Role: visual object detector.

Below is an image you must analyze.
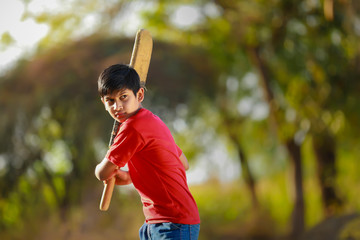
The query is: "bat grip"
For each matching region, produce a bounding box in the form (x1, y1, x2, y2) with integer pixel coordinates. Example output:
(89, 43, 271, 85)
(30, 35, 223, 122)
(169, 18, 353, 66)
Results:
(99, 177, 116, 211)
(109, 120, 120, 147)
(99, 120, 120, 211)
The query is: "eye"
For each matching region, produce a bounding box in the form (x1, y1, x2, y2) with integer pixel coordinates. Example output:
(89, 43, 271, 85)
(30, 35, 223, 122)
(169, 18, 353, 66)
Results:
(120, 95, 127, 100)
(106, 98, 115, 104)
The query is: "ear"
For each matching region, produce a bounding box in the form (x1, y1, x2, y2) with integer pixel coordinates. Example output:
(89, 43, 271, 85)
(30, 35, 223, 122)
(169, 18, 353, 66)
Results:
(100, 97, 107, 110)
(137, 88, 145, 102)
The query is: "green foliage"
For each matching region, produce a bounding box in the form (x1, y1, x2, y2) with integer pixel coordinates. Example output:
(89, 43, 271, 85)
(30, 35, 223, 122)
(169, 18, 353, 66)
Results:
(0, 33, 220, 237)
(0, 32, 15, 50)
(141, 0, 360, 236)
(1, 0, 360, 238)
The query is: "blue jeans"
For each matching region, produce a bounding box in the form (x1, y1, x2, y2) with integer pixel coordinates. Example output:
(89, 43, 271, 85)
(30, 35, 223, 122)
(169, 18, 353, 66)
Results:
(139, 222, 200, 240)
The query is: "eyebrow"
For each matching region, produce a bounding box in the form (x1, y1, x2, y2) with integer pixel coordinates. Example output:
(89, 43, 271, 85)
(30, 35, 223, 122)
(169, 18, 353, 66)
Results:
(104, 89, 130, 99)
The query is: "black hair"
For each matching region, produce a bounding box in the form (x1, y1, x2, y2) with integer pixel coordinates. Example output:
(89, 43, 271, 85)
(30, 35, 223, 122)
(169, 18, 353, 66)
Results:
(98, 64, 141, 97)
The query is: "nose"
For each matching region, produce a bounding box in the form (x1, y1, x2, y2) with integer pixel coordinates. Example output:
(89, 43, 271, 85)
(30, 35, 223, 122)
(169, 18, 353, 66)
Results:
(113, 100, 123, 111)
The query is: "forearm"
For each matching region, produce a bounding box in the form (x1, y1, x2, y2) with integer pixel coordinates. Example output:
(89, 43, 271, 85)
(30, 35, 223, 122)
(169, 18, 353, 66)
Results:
(95, 158, 131, 185)
(114, 169, 132, 185)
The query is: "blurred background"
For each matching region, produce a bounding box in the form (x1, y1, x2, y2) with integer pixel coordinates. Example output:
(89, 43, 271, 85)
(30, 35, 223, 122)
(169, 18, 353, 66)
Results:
(1, 0, 360, 239)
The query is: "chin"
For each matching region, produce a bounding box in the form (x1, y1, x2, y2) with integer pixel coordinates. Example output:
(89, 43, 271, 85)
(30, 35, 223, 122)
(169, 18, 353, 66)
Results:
(117, 116, 127, 123)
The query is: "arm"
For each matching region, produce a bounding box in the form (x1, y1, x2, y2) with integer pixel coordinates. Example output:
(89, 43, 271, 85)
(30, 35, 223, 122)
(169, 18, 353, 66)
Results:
(95, 158, 132, 185)
(95, 158, 118, 181)
(114, 169, 132, 185)
(180, 152, 189, 171)
(96, 158, 118, 211)
(96, 158, 131, 211)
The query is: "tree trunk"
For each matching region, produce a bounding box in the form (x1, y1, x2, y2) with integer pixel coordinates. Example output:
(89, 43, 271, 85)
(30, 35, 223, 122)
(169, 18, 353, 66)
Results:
(286, 139, 305, 238)
(219, 81, 259, 210)
(312, 133, 342, 217)
(249, 46, 305, 236)
(230, 134, 259, 209)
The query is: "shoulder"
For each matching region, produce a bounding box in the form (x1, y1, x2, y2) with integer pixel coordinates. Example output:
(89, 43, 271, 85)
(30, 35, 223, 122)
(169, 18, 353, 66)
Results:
(128, 108, 160, 124)
(126, 108, 168, 132)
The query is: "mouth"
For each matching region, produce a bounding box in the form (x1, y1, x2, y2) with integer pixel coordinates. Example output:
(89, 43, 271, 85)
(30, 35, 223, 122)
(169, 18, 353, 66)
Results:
(115, 112, 127, 120)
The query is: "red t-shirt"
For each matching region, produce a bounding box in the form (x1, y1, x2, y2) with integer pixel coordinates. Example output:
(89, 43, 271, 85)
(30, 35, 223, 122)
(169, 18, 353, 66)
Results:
(106, 108, 200, 224)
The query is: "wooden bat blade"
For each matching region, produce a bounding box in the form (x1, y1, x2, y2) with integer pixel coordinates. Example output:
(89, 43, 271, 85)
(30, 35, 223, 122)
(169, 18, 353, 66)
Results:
(130, 29, 153, 86)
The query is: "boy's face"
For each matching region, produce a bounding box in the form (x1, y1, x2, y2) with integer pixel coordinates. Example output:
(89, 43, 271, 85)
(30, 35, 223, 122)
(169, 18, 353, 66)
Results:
(101, 88, 144, 123)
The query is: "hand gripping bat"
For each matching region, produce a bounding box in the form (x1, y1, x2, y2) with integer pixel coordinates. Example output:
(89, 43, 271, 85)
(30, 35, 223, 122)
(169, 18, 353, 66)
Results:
(99, 29, 153, 211)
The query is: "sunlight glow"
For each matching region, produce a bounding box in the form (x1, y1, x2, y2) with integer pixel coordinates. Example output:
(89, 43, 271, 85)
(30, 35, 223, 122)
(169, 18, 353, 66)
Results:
(27, 0, 62, 14)
(171, 5, 203, 29)
(8, 19, 49, 47)
(0, 0, 51, 72)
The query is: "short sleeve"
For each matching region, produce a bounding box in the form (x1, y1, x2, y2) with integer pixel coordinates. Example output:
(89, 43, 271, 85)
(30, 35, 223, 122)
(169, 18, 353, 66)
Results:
(106, 124, 144, 167)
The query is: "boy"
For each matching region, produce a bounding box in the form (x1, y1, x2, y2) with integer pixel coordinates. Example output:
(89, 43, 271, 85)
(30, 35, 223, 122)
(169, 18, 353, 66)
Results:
(95, 64, 200, 239)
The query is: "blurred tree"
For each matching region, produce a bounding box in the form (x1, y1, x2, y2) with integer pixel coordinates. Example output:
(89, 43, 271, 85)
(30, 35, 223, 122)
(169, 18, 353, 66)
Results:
(139, 0, 360, 237)
(0, 34, 219, 233)
(1, 0, 360, 239)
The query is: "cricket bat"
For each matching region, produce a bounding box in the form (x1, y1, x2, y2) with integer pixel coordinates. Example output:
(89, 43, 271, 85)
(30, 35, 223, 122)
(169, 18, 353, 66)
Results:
(99, 29, 153, 211)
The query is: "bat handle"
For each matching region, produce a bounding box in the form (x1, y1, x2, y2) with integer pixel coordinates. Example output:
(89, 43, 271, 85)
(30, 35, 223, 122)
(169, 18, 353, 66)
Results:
(109, 120, 120, 147)
(99, 121, 120, 211)
(99, 177, 116, 211)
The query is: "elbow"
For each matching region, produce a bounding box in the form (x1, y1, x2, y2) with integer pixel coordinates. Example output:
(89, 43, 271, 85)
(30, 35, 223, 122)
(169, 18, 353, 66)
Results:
(95, 165, 108, 181)
(179, 153, 189, 171)
(184, 163, 189, 171)
(94, 167, 102, 181)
